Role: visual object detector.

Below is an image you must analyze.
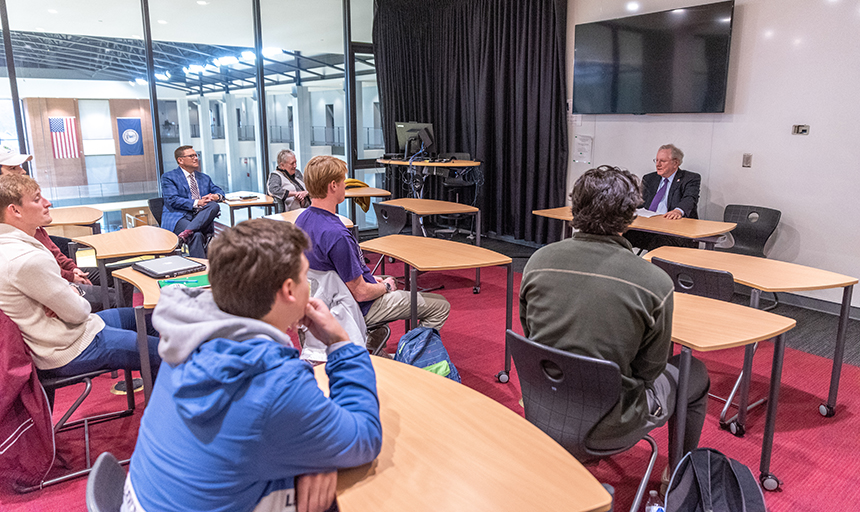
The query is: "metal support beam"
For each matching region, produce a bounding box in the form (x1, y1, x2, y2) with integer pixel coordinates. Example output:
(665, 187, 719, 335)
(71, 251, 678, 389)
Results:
(0, 0, 27, 156)
(140, 0, 164, 177)
(252, 0, 269, 185)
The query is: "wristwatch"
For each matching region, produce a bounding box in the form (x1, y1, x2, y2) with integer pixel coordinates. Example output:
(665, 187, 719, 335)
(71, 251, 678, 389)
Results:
(70, 283, 86, 297)
(384, 281, 393, 292)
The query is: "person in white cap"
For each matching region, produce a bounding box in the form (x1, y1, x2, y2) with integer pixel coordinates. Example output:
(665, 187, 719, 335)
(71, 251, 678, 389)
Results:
(0, 145, 33, 176)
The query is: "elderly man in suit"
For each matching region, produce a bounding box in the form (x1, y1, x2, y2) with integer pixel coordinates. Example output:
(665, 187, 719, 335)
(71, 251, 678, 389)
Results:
(161, 146, 225, 257)
(625, 143, 701, 251)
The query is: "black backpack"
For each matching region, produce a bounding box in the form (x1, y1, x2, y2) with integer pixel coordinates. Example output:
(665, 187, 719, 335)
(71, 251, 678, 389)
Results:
(665, 448, 766, 512)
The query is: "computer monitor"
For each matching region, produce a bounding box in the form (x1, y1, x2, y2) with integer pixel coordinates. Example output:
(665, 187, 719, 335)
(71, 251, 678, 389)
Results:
(395, 121, 436, 158)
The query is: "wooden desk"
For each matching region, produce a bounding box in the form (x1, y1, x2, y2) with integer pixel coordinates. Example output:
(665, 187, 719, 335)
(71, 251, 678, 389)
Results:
(48, 205, 103, 234)
(532, 207, 736, 249)
(381, 198, 483, 289)
(72, 226, 178, 310)
(345, 187, 391, 199)
(224, 194, 275, 225)
(314, 356, 612, 512)
(359, 235, 514, 380)
(646, 246, 858, 420)
(671, 293, 795, 490)
(112, 259, 209, 404)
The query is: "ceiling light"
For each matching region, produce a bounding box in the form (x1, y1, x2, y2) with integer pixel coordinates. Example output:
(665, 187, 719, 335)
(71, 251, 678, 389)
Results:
(157, 20, 168, 25)
(188, 64, 206, 74)
(262, 47, 283, 58)
(197, 0, 208, 4)
(205, 64, 219, 72)
(218, 56, 239, 65)
(135, 78, 148, 85)
(241, 51, 256, 61)
(155, 73, 169, 81)
(672, 9, 685, 14)
(626, 2, 639, 12)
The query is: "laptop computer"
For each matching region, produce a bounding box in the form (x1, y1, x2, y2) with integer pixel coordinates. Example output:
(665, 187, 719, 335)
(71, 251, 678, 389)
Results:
(132, 255, 207, 279)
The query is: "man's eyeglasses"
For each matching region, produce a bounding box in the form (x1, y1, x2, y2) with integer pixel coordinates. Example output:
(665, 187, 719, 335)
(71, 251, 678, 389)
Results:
(653, 158, 673, 164)
(181, 154, 199, 160)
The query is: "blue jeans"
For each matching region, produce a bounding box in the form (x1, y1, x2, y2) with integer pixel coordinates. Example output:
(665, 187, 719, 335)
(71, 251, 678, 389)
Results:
(38, 308, 161, 380)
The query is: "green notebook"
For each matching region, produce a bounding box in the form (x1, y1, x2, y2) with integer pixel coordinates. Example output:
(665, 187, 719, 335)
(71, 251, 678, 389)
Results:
(158, 275, 210, 288)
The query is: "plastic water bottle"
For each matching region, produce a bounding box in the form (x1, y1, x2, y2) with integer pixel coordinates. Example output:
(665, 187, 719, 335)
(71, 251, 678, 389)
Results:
(644, 490, 665, 512)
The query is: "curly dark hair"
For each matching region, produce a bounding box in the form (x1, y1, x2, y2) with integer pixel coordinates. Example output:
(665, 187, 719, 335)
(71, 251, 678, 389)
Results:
(208, 218, 310, 319)
(570, 165, 643, 235)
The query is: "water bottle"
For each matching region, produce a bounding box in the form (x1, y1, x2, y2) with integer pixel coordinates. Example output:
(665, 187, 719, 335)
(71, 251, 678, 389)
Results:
(644, 490, 665, 512)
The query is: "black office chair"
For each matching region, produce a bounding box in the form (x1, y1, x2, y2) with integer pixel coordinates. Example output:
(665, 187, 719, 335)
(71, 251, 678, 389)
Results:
(507, 330, 657, 512)
(86, 452, 126, 512)
(437, 152, 478, 239)
(371, 202, 410, 276)
(650, 257, 762, 436)
(717, 204, 781, 310)
(1, 310, 135, 493)
(272, 196, 286, 214)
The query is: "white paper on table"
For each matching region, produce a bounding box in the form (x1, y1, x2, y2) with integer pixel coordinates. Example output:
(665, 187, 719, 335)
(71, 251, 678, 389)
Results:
(635, 208, 659, 218)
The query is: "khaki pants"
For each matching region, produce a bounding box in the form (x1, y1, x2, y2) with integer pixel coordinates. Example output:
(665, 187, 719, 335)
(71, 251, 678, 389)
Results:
(365, 290, 450, 330)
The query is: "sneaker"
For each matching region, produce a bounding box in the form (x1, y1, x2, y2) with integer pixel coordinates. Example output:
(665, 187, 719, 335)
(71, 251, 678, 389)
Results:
(178, 229, 193, 244)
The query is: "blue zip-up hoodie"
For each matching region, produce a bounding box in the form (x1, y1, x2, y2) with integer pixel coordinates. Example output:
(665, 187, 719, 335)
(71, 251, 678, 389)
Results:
(124, 286, 382, 512)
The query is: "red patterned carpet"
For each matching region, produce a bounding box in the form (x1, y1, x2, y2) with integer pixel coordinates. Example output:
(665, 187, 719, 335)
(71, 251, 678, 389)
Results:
(3, 263, 858, 511)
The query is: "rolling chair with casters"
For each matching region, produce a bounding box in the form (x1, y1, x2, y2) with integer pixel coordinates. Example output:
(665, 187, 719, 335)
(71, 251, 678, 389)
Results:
(717, 204, 782, 311)
(370, 202, 443, 293)
(1, 311, 135, 493)
(86, 452, 126, 512)
(436, 152, 477, 240)
(506, 330, 657, 512)
(650, 257, 763, 438)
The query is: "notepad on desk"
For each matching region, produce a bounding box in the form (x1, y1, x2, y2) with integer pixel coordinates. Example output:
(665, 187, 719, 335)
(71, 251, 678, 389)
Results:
(158, 275, 210, 288)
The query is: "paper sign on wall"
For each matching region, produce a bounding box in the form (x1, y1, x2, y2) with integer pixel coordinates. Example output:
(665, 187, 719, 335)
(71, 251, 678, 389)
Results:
(573, 135, 593, 164)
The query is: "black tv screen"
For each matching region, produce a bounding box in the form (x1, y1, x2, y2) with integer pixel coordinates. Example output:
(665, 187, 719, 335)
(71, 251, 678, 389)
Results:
(572, 1, 734, 114)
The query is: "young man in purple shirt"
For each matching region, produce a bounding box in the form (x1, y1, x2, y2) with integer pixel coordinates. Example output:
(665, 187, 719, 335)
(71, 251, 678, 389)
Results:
(296, 156, 449, 333)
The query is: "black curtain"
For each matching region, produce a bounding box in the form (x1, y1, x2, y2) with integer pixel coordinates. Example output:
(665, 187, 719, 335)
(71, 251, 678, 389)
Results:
(374, 0, 568, 244)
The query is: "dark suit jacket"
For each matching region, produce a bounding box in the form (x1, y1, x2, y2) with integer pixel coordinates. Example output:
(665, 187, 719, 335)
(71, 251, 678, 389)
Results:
(160, 166, 225, 232)
(641, 169, 701, 219)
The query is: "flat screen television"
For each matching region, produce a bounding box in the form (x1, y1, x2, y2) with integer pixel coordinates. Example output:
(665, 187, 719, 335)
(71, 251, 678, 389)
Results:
(572, 1, 734, 114)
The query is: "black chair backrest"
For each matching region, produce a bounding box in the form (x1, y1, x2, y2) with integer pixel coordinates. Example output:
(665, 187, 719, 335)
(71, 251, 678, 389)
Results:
(506, 329, 622, 462)
(651, 257, 735, 302)
(721, 204, 781, 258)
(86, 452, 126, 512)
(272, 196, 286, 214)
(373, 203, 409, 237)
(147, 197, 164, 225)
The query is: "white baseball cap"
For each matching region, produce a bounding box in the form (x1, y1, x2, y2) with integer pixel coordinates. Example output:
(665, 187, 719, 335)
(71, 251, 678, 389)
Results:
(0, 145, 33, 166)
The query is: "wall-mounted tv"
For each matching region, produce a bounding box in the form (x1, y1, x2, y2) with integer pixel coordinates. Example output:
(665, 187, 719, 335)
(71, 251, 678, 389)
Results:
(572, 1, 734, 115)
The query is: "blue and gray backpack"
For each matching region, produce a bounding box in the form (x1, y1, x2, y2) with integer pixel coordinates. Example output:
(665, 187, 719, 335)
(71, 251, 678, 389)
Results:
(394, 327, 460, 383)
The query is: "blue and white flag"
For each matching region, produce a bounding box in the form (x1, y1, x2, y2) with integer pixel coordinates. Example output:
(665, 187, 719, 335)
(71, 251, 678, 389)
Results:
(117, 117, 144, 156)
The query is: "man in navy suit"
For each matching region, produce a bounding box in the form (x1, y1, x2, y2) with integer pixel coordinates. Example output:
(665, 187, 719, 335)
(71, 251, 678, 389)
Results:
(161, 146, 225, 257)
(625, 144, 701, 251)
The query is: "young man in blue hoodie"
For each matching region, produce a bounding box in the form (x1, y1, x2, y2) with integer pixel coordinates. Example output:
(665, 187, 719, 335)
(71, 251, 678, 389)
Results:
(124, 219, 382, 512)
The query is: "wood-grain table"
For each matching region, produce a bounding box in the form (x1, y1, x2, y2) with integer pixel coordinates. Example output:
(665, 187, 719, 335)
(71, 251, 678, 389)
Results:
(359, 235, 514, 381)
(224, 194, 275, 225)
(112, 258, 209, 404)
(48, 205, 103, 234)
(71, 225, 178, 310)
(381, 198, 483, 291)
(314, 356, 612, 512)
(671, 293, 795, 490)
(646, 246, 858, 422)
(532, 207, 736, 249)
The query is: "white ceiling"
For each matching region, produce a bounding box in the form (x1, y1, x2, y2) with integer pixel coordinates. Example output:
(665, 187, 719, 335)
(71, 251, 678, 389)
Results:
(6, 0, 374, 54)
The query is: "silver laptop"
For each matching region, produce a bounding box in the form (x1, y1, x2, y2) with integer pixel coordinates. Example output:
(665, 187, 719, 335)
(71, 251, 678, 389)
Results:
(132, 256, 206, 279)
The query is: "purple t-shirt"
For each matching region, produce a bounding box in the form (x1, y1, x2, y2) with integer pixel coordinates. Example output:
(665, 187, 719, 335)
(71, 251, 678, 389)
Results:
(295, 207, 377, 315)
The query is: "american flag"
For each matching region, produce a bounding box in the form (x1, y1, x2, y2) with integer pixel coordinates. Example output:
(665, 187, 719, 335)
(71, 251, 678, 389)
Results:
(49, 117, 80, 159)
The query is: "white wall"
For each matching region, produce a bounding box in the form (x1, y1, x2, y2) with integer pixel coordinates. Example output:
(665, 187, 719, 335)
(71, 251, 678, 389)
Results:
(567, 0, 860, 307)
(0, 78, 186, 100)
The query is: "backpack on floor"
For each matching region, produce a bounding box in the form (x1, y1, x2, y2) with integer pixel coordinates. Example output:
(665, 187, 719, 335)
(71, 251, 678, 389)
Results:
(394, 327, 461, 383)
(666, 448, 766, 512)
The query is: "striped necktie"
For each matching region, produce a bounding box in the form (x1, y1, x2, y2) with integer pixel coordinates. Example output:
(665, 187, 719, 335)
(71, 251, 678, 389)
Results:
(189, 172, 200, 201)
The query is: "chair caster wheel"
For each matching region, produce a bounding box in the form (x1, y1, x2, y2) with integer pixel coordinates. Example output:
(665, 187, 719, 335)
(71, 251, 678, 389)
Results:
(728, 421, 745, 437)
(760, 473, 780, 491)
(473, 286, 480, 294)
(496, 371, 509, 383)
(387, 257, 395, 264)
(718, 421, 730, 431)
(819, 403, 835, 417)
